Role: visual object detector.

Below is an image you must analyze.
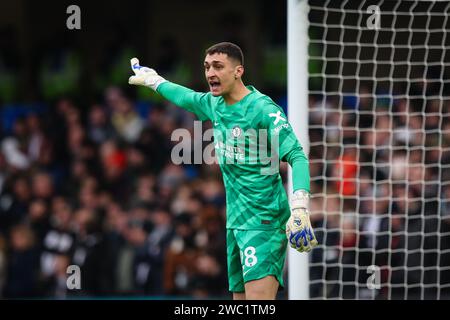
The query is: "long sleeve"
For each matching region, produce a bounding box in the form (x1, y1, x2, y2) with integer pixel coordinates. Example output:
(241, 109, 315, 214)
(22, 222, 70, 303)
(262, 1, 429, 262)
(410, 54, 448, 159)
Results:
(260, 101, 311, 193)
(284, 147, 311, 193)
(156, 81, 213, 121)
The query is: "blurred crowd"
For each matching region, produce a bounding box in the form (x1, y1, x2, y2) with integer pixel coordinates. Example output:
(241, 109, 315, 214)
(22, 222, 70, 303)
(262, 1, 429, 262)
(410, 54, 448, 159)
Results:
(0, 91, 232, 299)
(307, 83, 450, 299)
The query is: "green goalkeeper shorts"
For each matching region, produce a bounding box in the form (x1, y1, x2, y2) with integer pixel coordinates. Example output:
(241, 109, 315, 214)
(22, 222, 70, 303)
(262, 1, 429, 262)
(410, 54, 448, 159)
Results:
(226, 228, 288, 293)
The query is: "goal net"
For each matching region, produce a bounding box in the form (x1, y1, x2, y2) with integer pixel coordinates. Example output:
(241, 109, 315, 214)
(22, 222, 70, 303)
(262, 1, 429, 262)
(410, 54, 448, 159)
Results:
(307, 0, 450, 299)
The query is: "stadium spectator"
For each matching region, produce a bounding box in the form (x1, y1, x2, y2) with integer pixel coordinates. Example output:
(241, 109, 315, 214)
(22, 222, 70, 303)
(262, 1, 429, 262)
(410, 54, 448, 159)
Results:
(2, 224, 40, 298)
(0, 175, 32, 234)
(87, 104, 116, 145)
(1, 117, 32, 171)
(106, 87, 145, 143)
(70, 207, 114, 296)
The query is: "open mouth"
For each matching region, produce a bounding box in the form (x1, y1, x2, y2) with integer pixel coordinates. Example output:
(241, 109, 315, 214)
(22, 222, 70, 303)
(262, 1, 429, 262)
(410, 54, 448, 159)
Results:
(209, 80, 221, 91)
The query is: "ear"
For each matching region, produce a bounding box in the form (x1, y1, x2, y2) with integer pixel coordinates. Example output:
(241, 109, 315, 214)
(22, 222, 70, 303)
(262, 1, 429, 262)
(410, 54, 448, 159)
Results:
(235, 65, 244, 79)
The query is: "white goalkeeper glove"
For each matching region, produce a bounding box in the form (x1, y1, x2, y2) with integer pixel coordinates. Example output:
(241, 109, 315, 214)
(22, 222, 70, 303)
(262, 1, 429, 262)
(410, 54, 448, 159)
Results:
(286, 190, 318, 252)
(128, 57, 167, 90)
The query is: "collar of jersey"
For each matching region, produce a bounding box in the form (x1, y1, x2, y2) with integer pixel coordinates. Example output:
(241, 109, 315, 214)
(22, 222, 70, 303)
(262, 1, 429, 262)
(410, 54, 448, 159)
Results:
(222, 85, 257, 107)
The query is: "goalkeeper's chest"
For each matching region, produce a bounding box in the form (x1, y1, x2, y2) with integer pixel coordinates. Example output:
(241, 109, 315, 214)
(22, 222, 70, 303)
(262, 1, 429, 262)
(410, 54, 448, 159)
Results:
(212, 115, 262, 143)
(211, 113, 273, 166)
(212, 105, 262, 139)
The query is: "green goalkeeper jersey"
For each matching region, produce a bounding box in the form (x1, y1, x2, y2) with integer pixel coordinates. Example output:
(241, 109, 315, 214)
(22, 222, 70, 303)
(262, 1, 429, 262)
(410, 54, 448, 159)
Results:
(157, 82, 310, 230)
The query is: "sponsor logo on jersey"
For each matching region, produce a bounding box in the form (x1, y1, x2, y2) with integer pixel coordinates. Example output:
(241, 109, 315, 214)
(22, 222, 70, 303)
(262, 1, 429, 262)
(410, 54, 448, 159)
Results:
(272, 123, 290, 133)
(268, 111, 286, 125)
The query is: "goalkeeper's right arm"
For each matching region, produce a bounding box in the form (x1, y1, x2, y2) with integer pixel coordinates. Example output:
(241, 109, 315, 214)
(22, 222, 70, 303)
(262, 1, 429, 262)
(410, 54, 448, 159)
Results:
(128, 58, 211, 120)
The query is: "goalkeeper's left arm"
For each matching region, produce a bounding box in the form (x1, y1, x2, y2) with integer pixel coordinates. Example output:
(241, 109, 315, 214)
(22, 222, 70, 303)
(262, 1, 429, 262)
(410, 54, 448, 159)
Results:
(262, 104, 318, 253)
(285, 149, 318, 252)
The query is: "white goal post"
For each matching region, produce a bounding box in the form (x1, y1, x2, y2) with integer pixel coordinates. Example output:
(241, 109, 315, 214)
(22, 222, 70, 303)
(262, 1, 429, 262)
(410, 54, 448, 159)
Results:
(287, 0, 311, 300)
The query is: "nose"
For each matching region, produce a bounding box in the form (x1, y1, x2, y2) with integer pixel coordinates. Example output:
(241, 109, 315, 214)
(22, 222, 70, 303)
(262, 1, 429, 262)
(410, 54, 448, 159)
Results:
(206, 68, 216, 79)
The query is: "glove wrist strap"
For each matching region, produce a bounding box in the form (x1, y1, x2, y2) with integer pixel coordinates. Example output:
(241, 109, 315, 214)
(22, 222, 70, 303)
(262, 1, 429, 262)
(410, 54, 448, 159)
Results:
(291, 189, 310, 210)
(145, 76, 167, 91)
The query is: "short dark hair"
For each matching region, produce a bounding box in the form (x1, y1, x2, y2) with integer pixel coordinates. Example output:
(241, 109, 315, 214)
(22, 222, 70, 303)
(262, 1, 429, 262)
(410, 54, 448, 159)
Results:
(205, 42, 244, 65)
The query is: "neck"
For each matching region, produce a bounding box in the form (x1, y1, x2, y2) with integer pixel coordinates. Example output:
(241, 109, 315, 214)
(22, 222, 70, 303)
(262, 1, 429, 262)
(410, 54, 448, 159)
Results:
(223, 82, 251, 105)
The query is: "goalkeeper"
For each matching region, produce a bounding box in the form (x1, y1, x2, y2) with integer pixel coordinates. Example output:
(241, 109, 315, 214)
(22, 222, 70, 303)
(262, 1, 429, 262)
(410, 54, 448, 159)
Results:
(128, 42, 317, 300)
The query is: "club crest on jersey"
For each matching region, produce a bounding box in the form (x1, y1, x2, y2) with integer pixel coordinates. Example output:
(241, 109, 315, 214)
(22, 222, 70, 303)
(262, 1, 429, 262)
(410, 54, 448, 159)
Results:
(232, 126, 242, 138)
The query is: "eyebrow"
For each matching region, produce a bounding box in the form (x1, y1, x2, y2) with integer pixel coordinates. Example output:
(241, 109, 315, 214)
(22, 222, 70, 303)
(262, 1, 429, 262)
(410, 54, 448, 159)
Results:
(204, 60, 225, 65)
